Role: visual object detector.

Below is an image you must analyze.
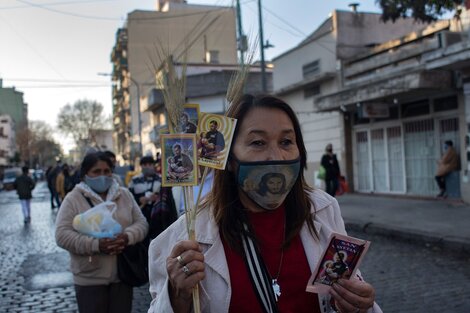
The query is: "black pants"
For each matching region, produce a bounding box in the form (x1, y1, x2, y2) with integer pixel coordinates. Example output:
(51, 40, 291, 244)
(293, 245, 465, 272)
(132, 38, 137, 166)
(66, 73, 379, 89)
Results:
(435, 175, 446, 192)
(325, 177, 339, 197)
(48, 185, 61, 208)
(75, 282, 133, 313)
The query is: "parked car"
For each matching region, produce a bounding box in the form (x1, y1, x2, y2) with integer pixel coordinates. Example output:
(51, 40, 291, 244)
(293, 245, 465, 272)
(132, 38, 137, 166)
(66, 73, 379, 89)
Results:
(2, 167, 22, 191)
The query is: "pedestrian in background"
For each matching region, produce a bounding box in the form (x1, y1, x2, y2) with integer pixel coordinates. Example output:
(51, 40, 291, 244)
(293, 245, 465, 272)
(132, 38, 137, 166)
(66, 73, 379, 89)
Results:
(46, 160, 62, 209)
(435, 140, 460, 198)
(128, 156, 161, 221)
(147, 94, 381, 313)
(321, 143, 341, 197)
(13, 166, 35, 224)
(55, 152, 148, 313)
(104, 150, 125, 186)
(55, 163, 76, 202)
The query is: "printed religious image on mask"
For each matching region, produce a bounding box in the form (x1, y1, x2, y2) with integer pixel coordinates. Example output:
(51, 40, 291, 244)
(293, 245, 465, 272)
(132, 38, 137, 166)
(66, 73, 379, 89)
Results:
(237, 160, 300, 210)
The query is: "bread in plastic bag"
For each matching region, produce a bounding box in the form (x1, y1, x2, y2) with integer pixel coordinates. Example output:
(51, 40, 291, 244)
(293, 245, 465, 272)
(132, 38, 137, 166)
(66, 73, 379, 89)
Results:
(72, 201, 122, 238)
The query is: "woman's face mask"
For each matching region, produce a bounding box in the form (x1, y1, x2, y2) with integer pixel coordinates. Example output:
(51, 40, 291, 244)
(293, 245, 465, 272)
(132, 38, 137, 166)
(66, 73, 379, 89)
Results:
(142, 166, 155, 176)
(234, 157, 301, 210)
(84, 175, 114, 193)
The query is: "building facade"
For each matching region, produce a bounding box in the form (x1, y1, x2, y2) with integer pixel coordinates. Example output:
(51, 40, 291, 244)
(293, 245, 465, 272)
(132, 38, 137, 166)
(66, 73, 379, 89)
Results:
(272, 10, 426, 185)
(0, 115, 16, 166)
(314, 13, 470, 201)
(0, 79, 28, 131)
(144, 65, 272, 154)
(110, 0, 238, 164)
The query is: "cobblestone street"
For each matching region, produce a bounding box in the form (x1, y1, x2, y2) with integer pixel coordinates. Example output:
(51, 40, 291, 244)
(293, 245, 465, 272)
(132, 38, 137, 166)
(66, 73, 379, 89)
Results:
(0, 182, 150, 313)
(0, 182, 469, 312)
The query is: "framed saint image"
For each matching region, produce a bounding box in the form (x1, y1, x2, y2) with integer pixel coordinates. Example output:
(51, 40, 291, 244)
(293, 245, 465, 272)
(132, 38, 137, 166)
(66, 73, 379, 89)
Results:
(306, 233, 370, 294)
(161, 134, 198, 187)
(177, 103, 200, 134)
(197, 113, 237, 170)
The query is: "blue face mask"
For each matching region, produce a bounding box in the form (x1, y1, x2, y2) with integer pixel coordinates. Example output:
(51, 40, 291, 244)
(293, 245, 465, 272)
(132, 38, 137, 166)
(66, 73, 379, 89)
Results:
(84, 175, 114, 193)
(234, 157, 301, 210)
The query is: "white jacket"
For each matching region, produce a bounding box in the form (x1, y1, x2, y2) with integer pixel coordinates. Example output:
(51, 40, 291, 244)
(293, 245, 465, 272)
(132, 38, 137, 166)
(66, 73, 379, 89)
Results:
(148, 189, 382, 313)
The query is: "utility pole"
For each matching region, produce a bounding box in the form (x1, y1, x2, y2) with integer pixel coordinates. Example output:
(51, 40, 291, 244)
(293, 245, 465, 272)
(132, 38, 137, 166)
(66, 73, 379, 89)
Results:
(258, 0, 267, 92)
(236, 0, 246, 65)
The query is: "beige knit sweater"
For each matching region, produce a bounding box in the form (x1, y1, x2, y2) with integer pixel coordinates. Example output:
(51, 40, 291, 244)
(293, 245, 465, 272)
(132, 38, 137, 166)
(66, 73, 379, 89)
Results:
(55, 182, 148, 286)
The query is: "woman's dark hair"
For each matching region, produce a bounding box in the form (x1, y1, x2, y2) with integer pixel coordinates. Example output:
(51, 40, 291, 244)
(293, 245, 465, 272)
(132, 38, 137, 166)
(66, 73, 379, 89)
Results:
(257, 172, 286, 196)
(80, 152, 113, 180)
(205, 94, 316, 252)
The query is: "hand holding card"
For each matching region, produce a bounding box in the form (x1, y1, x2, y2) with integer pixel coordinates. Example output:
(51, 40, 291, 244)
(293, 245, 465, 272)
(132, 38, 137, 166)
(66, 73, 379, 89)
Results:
(306, 232, 370, 294)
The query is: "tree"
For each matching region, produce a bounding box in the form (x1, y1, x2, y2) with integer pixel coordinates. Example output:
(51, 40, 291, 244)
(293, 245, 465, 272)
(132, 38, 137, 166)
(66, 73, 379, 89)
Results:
(377, 0, 463, 23)
(57, 99, 109, 149)
(16, 120, 62, 167)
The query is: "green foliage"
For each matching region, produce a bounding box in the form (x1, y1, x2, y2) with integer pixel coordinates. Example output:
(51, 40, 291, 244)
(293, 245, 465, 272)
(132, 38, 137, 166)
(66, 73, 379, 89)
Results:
(57, 99, 108, 147)
(377, 0, 463, 23)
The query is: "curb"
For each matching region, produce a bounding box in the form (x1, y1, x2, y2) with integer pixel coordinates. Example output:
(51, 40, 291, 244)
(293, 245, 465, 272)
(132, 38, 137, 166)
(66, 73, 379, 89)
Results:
(344, 219, 470, 254)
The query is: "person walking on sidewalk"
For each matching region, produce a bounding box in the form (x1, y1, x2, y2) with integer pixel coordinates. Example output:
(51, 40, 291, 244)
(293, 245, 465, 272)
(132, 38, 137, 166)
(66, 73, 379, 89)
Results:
(13, 166, 35, 224)
(55, 163, 76, 202)
(321, 143, 341, 197)
(55, 152, 148, 313)
(46, 161, 62, 209)
(435, 140, 460, 198)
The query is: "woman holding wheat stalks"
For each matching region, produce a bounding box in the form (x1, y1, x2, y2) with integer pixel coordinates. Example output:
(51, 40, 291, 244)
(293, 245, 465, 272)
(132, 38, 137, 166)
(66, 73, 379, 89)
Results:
(147, 95, 382, 313)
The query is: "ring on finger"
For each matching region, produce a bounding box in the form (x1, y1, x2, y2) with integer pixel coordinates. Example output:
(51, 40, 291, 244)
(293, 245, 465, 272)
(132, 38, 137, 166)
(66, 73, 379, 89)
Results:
(182, 265, 191, 276)
(176, 255, 184, 266)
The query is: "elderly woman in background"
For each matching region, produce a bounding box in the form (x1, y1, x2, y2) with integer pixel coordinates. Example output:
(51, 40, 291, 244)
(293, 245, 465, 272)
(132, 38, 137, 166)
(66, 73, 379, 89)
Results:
(148, 95, 381, 313)
(55, 152, 148, 313)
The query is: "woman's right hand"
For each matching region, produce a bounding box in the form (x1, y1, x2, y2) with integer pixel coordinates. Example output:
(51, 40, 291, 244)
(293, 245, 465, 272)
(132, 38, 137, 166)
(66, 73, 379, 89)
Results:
(167, 240, 205, 313)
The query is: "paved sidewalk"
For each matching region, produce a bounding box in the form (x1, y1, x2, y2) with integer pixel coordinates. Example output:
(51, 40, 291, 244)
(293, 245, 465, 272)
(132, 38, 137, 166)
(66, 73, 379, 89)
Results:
(337, 193, 470, 253)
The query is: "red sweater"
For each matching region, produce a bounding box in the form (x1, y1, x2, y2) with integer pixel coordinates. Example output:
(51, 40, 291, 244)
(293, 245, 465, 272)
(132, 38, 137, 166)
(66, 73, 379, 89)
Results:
(222, 205, 320, 313)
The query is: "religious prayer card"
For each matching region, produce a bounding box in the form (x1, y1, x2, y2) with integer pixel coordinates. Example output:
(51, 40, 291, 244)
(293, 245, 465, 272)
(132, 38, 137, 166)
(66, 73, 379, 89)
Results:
(161, 133, 198, 187)
(306, 232, 370, 294)
(196, 113, 237, 170)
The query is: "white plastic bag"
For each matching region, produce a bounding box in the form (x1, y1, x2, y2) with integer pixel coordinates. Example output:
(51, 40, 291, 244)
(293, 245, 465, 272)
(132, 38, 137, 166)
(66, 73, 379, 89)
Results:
(72, 201, 122, 238)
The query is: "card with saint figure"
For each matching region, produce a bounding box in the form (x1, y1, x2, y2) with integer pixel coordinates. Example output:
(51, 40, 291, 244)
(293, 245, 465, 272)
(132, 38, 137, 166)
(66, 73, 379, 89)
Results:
(306, 232, 370, 294)
(196, 113, 237, 170)
(177, 104, 200, 134)
(161, 134, 198, 187)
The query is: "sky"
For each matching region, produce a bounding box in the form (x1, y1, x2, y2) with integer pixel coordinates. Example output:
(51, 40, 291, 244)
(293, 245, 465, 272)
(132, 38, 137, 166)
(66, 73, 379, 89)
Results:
(0, 0, 381, 151)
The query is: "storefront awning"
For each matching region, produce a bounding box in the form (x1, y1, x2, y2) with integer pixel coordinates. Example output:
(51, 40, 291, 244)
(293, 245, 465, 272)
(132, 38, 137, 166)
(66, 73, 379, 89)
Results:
(314, 70, 452, 112)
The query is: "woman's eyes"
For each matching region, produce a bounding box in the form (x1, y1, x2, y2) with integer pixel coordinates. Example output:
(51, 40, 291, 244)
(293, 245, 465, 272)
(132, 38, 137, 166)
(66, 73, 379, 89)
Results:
(249, 140, 265, 146)
(281, 138, 294, 146)
(248, 138, 295, 147)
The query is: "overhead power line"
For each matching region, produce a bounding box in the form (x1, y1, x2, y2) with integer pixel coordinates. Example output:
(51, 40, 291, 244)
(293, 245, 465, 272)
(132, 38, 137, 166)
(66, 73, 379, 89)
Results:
(0, 0, 115, 10)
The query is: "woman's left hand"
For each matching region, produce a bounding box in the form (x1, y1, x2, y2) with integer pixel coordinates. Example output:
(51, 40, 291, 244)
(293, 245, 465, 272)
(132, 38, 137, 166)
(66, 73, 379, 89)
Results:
(330, 278, 375, 313)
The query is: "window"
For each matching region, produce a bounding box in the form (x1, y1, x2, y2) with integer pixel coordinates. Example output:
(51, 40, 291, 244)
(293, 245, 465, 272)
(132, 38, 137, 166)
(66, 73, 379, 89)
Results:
(302, 60, 320, 79)
(206, 50, 220, 64)
(401, 100, 430, 118)
(433, 96, 458, 112)
(303, 84, 320, 98)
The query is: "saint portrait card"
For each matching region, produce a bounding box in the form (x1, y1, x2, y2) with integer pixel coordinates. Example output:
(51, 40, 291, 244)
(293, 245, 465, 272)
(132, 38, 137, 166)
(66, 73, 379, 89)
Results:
(196, 113, 237, 170)
(177, 104, 200, 134)
(161, 134, 198, 187)
(306, 232, 370, 294)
